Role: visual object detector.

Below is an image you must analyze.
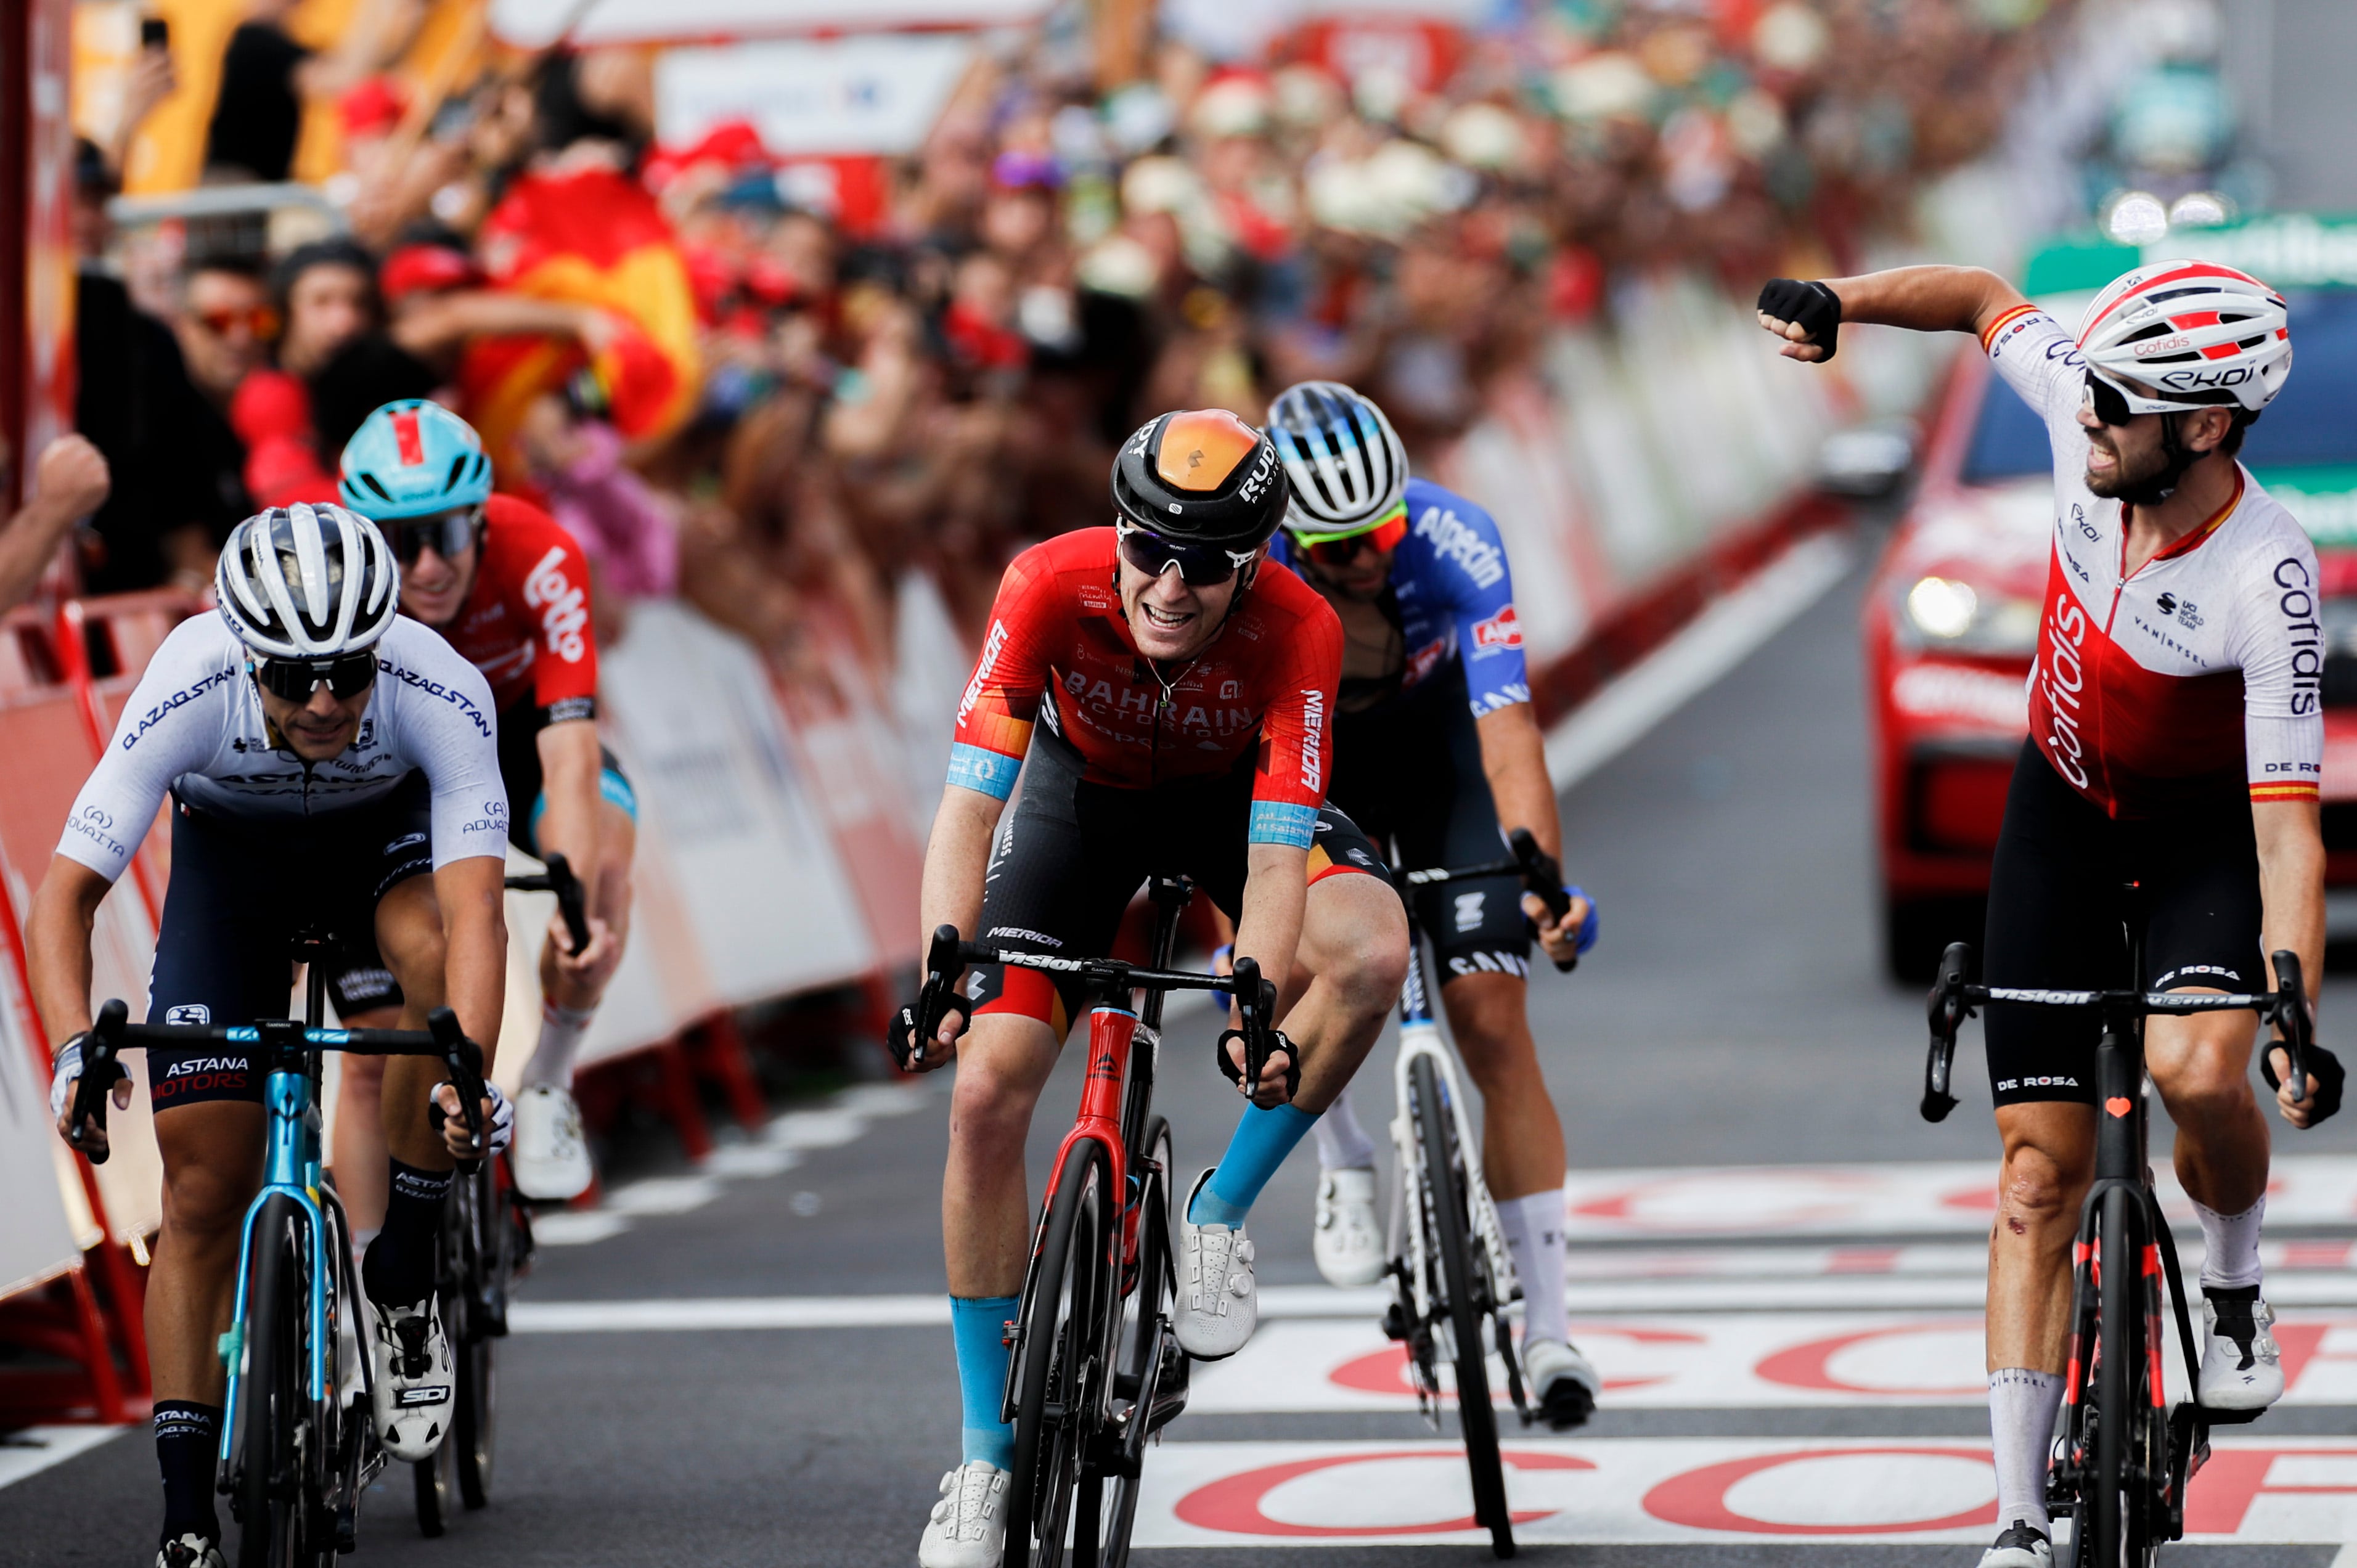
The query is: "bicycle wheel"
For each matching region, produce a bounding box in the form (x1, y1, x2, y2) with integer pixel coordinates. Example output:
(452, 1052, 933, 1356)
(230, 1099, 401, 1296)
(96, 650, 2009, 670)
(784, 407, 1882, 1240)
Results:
(1005, 1140, 1114, 1568)
(457, 1164, 500, 1509)
(1412, 1054, 1513, 1559)
(1104, 1117, 1179, 1568)
(233, 1195, 309, 1568)
(2087, 1187, 2158, 1568)
(411, 1416, 456, 1535)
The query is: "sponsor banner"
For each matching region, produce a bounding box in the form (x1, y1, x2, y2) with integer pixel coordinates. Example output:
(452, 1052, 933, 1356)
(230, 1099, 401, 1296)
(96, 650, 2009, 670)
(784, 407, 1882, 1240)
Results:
(1556, 1156, 2357, 1239)
(1188, 1311, 2357, 1413)
(1127, 1437, 2357, 1547)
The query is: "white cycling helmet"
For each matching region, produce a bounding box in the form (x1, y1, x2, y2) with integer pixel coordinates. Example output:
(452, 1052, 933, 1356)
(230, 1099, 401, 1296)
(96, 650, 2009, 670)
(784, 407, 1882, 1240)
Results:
(1265, 380, 1409, 539)
(2077, 259, 2292, 415)
(216, 502, 400, 661)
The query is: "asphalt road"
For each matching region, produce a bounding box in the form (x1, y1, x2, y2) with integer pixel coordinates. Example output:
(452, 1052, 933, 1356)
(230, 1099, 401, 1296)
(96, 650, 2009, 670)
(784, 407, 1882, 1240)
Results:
(14, 536, 2357, 1566)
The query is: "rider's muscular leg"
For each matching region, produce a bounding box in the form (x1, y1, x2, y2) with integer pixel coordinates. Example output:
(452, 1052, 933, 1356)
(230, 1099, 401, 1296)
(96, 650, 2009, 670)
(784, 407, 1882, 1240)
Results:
(1988, 1101, 2094, 1373)
(330, 1052, 390, 1235)
(365, 878, 456, 1307)
(1439, 971, 1566, 1203)
(943, 1014, 1062, 1296)
(149, 1104, 266, 1402)
(2146, 1006, 2269, 1217)
(1279, 873, 1410, 1113)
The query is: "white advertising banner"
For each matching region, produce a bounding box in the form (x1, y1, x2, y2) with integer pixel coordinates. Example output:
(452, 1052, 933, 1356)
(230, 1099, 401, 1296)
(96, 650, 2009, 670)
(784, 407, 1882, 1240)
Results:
(492, 0, 1047, 47)
(655, 33, 979, 158)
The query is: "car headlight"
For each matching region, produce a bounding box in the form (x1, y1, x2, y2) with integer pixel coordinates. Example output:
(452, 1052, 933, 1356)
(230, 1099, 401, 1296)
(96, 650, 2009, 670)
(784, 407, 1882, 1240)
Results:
(1899, 574, 2041, 655)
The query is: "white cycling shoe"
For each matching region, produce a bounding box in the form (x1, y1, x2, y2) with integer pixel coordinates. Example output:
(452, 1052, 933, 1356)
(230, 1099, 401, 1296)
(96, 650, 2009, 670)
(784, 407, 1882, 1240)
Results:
(1977, 1519, 2053, 1567)
(367, 1294, 455, 1461)
(511, 1084, 594, 1201)
(1522, 1337, 1603, 1430)
(2199, 1285, 2285, 1411)
(156, 1533, 226, 1568)
(917, 1460, 1008, 1568)
(1175, 1170, 1257, 1360)
(1313, 1167, 1386, 1288)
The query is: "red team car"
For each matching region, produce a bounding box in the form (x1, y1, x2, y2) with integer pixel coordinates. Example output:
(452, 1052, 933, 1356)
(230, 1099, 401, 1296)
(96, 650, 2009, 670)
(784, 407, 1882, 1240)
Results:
(1867, 219, 2357, 974)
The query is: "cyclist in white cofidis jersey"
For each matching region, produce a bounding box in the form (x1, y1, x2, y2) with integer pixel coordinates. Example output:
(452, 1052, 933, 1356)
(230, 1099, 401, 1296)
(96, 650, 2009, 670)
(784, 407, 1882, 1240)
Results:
(37, 504, 510, 1568)
(1260, 380, 1602, 1429)
(1759, 261, 2345, 1568)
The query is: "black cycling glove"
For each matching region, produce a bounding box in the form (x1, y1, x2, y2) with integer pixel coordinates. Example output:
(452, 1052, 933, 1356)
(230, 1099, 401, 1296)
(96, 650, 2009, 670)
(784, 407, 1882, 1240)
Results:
(889, 993, 970, 1072)
(2260, 1038, 2345, 1125)
(1757, 278, 1843, 361)
(1216, 1026, 1302, 1103)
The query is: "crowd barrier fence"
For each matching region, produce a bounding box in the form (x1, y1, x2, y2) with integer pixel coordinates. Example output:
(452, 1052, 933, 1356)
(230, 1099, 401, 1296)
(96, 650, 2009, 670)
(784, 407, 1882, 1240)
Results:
(0, 269, 1918, 1422)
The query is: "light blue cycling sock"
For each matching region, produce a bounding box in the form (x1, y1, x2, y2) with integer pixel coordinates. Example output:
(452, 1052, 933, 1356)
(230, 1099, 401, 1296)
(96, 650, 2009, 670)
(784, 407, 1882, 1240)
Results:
(1189, 1102, 1320, 1228)
(949, 1295, 1019, 1469)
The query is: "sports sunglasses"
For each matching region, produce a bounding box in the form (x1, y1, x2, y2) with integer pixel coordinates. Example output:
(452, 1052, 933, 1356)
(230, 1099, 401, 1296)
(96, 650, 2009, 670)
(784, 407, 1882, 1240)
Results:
(1288, 504, 1409, 567)
(256, 651, 379, 702)
(2083, 367, 2221, 427)
(385, 505, 482, 566)
(1116, 521, 1254, 588)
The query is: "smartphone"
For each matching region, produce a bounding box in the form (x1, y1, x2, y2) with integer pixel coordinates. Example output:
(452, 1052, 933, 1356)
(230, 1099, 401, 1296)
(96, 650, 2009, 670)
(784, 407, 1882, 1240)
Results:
(141, 15, 169, 49)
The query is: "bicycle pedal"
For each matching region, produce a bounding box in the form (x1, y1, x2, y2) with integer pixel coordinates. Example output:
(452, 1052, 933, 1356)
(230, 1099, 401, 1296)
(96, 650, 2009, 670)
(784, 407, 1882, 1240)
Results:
(2194, 1403, 2266, 1426)
(1381, 1301, 1412, 1342)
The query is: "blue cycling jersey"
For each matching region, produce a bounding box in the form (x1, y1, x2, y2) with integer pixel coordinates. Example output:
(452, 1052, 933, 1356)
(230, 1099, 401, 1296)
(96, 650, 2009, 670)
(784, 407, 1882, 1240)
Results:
(1270, 477, 1529, 719)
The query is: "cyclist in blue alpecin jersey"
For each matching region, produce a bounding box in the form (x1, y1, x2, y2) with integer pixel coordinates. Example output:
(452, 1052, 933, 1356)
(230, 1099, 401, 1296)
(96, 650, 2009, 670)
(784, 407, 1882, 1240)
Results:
(1264, 380, 1602, 1427)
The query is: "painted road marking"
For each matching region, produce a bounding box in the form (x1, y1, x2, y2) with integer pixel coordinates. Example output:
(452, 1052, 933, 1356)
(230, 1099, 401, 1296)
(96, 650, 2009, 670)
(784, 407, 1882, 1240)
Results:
(1558, 1156, 2357, 1239)
(507, 1284, 1389, 1333)
(1189, 1312, 2357, 1411)
(0, 1426, 126, 1492)
(1126, 1437, 2357, 1548)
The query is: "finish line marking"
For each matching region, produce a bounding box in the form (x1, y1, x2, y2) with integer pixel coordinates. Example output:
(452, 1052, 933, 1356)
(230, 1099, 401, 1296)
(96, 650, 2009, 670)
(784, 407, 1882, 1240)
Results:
(1122, 1436, 2357, 1548)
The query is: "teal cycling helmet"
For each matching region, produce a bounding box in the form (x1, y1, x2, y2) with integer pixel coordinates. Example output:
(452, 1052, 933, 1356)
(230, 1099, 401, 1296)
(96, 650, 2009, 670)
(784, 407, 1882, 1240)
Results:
(338, 399, 494, 520)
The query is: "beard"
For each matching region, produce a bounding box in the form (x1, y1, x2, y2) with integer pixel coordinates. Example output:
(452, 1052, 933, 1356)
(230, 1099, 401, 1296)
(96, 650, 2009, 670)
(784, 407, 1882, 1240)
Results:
(2086, 425, 2192, 506)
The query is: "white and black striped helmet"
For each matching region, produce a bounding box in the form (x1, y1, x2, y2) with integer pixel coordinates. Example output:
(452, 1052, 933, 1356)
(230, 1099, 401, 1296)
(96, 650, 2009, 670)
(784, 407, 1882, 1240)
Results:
(215, 502, 400, 660)
(1265, 380, 1409, 537)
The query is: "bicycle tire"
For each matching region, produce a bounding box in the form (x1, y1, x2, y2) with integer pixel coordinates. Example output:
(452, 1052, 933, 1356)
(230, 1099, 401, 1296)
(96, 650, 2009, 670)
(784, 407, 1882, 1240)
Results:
(1104, 1116, 1177, 1568)
(234, 1195, 307, 1568)
(412, 1419, 455, 1535)
(1412, 1053, 1513, 1559)
(457, 1164, 500, 1508)
(1005, 1140, 1113, 1568)
(2088, 1186, 2158, 1568)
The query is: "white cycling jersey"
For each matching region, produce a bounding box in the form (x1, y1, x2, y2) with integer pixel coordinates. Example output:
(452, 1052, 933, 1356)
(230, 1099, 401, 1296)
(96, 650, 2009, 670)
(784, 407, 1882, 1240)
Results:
(57, 614, 508, 883)
(1983, 303, 2324, 818)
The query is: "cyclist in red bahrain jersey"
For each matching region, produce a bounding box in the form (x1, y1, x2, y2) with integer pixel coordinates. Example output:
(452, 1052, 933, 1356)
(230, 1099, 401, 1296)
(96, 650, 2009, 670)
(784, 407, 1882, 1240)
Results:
(330, 400, 636, 1209)
(897, 410, 1410, 1568)
(1760, 261, 2343, 1568)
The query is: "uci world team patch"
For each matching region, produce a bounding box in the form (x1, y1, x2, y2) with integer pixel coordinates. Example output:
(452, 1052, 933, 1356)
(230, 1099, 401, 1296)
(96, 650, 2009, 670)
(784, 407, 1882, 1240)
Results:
(166, 1004, 210, 1026)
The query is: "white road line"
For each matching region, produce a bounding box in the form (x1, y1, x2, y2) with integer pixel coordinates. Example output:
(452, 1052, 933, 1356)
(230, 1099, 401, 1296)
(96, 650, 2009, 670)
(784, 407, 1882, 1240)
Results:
(507, 1284, 1393, 1333)
(0, 1426, 126, 1492)
(1543, 531, 1853, 791)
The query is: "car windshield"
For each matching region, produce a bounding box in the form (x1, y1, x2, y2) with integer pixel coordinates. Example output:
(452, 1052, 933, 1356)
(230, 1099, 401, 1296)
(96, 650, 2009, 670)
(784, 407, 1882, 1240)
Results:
(1961, 288, 2357, 484)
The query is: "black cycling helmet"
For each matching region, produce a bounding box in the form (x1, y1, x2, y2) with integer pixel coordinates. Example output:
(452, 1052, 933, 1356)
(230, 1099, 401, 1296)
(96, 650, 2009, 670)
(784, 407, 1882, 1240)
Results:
(1110, 408, 1290, 552)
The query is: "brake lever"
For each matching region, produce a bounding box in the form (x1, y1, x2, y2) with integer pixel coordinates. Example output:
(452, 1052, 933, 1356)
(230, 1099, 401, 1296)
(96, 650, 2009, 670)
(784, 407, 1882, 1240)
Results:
(66, 998, 131, 1164)
(428, 1007, 489, 1170)
(893, 925, 967, 1072)
(2270, 949, 2310, 1107)
(1921, 941, 1974, 1124)
(543, 851, 593, 957)
(1508, 827, 1579, 973)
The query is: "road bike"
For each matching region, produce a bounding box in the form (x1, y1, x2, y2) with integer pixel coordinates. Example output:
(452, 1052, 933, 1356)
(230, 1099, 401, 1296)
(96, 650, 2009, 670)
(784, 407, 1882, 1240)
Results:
(907, 876, 1287, 1568)
(1924, 909, 2313, 1568)
(1383, 827, 1576, 1559)
(69, 964, 489, 1568)
(408, 854, 586, 1532)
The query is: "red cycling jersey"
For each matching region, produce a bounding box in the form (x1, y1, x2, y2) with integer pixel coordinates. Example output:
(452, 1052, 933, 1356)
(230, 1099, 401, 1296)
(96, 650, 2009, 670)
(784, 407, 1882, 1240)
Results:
(948, 527, 1342, 847)
(441, 494, 599, 722)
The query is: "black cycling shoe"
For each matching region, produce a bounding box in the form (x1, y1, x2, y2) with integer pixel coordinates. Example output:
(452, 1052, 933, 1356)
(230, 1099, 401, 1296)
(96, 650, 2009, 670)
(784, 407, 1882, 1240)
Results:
(1977, 1519, 2053, 1567)
(155, 1532, 226, 1568)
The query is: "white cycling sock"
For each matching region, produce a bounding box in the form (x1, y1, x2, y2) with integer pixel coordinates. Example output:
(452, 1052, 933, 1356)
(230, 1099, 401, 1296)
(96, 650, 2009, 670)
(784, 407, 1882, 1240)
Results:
(521, 1002, 594, 1091)
(1311, 1089, 1378, 1170)
(2194, 1196, 2264, 1289)
(1989, 1368, 2064, 1537)
(1498, 1190, 1569, 1347)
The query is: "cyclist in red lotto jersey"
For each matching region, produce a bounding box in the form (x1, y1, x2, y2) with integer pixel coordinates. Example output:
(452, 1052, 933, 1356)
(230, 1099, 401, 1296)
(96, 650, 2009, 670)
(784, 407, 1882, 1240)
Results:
(1759, 261, 2343, 1568)
(330, 400, 637, 1206)
(896, 409, 1410, 1568)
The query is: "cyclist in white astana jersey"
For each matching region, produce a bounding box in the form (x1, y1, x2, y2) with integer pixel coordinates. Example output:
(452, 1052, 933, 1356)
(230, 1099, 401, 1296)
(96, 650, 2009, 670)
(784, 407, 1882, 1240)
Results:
(1757, 261, 2337, 1568)
(62, 614, 508, 865)
(35, 505, 512, 1568)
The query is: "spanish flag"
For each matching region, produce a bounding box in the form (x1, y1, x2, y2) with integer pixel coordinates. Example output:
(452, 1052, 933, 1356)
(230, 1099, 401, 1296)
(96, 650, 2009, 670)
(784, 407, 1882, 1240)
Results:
(460, 163, 700, 471)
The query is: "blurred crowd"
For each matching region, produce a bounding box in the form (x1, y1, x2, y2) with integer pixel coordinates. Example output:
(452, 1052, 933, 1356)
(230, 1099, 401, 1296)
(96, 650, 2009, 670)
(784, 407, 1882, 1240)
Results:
(44, 0, 2077, 662)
